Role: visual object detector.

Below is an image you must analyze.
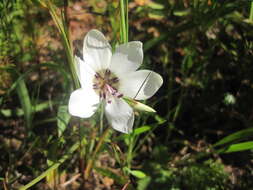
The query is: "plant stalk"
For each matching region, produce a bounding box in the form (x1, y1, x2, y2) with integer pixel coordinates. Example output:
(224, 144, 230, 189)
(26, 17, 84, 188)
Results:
(84, 128, 110, 179)
(119, 0, 128, 43)
(250, 2, 253, 21)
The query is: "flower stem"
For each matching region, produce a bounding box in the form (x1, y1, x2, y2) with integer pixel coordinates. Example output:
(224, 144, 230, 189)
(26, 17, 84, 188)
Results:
(100, 101, 105, 135)
(250, 2, 253, 21)
(126, 135, 133, 169)
(125, 0, 129, 42)
(84, 128, 110, 179)
(120, 0, 128, 43)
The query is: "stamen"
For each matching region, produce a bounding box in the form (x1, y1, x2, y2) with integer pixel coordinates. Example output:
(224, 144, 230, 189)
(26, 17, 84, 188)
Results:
(106, 84, 114, 94)
(93, 69, 123, 101)
(117, 93, 123, 98)
(105, 69, 111, 76)
(111, 77, 119, 83)
(95, 73, 101, 79)
(93, 84, 99, 89)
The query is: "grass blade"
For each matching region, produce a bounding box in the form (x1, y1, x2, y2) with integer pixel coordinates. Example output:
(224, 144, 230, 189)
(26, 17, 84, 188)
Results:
(250, 2, 253, 21)
(37, 0, 79, 89)
(57, 105, 71, 137)
(16, 77, 33, 130)
(20, 141, 80, 190)
(219, 141, 253, 153)
(214, 128, 253, 147)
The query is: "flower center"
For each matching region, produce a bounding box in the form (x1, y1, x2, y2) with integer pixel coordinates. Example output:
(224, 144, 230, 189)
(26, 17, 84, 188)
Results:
(93, 69, 123, 103)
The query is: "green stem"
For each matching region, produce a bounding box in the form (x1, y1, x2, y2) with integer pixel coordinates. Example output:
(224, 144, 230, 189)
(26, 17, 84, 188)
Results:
(100, 101, 105, 135)
(126, 135, 133, 170)
(119, 0, 131, 172)
(250, 2, 253, 21)
(16, 77, 33, 130)
(120, 0, 127, 43)
(126, 0, 129, 42)
(84, 128, 110, 179)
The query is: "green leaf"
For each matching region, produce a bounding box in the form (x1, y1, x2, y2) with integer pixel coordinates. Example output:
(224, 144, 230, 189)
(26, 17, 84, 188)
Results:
(1, 65, 33, 129)
(128, 169, 146, 179)
(137, 176, 151, 190)
(16, 78, 33, 130)
(148, 12, 164, 19)
(174, 9, 191, 17)
(154, 115, 166, 124)
(1, 101, 55, 117)
(147, 2, 164, 10)
(132, 126, 152, 136)
(214, 128, 253, 147)
(182, 54, 194, 73)
(114, 125, 153, 143)
(57, 105, 71, 137)
(124, 167, 146, 179)
(221, 141, 253, 153)
(45, 159, 58, 185)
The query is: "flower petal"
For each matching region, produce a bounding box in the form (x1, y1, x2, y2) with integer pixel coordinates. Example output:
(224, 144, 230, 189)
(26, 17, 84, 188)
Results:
(105, 98, 134, 134)
(83, 29, 112, 71)
(75, 56, 95, 88)
(119, 70, 163, 100)
(109, 41, 143, 76)
(68, 88, 99, 118)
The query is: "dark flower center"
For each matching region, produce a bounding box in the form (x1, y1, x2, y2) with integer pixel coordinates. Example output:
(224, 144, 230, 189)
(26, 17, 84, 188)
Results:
(93, 69, 123, 103)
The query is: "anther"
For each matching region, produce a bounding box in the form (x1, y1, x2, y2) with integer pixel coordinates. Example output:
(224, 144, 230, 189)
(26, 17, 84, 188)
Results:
(93, 69, 121, 100)
(105, 69, 111, 76)
(93, 84, 99, 89)
(117, 93, 123, 98)
(111, 77, 119, 83)
(95, 73, 101, 79)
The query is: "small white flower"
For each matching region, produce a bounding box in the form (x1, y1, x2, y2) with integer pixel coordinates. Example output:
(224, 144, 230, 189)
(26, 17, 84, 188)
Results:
(68, 29, 163, 133)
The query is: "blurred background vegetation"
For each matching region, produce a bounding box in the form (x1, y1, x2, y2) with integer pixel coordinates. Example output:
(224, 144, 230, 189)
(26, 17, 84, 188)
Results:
(1, 0, 253, 189)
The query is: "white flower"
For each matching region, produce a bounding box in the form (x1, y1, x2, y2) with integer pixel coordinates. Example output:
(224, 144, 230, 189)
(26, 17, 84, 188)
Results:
(68, 29, 163, 133)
